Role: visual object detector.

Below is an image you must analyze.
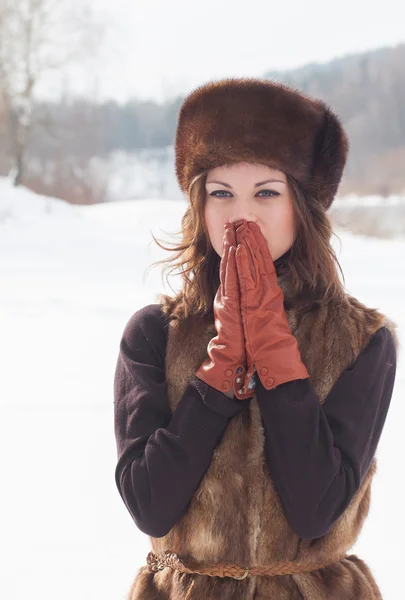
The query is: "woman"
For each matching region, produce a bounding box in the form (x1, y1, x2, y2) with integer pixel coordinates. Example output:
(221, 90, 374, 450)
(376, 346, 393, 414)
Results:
(113, 78, 399, 599)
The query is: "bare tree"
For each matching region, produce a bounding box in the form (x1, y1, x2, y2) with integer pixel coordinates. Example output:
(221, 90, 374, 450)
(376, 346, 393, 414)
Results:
(0, 0, 102, 186)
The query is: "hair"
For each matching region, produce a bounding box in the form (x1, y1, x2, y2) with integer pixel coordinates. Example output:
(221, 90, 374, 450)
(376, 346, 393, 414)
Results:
(144, 164, 347, 321)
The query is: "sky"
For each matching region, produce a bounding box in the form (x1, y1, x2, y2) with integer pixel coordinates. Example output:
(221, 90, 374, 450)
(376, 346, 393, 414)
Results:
(0, 177, 404, 599)
(37, 0, 405, 104)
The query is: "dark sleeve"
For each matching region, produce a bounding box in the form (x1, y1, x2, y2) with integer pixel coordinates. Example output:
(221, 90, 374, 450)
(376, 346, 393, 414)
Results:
(113, 303, 247, 538)
(255, 326, 397, 541)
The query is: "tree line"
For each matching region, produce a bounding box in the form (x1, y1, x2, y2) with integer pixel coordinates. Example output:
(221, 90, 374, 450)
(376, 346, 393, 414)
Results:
(1, 5, 404, 204)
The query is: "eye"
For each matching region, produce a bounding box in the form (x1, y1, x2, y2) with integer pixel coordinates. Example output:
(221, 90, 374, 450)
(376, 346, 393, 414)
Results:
(257, 189, 280, 197)
(209, 189, 280, 198)
(209, 190, 231, 198)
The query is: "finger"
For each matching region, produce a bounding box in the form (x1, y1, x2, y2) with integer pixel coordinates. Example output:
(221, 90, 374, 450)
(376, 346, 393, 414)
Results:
(235, 243, 255, 291)
(245, 239, 259, 286)
(224, 222, 237, 247)
(235, 219, 247, 247)
(225, 245, 239, 297)
(219, 226, 231, 290)
(243, 229, 261, 286)
(235, 222, 263, 284)
(247, 222, 276, 277)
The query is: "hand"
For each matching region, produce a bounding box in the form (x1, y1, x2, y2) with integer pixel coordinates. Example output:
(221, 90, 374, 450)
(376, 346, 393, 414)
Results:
(195, 222, 253, 400)
(234, 220, 310, 392)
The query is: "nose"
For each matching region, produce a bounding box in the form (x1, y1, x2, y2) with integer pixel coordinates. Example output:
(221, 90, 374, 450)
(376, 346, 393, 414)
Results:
(227, 218, 257, 230)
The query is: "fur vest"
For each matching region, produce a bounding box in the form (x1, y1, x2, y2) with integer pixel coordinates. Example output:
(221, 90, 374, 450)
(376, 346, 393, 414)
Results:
(128, 263, 399, 600)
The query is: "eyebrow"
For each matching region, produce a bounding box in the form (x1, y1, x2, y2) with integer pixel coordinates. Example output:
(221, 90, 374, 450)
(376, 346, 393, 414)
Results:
(205, 178, 286, 188)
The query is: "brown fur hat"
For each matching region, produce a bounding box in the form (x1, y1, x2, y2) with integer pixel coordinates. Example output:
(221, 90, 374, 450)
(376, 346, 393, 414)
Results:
(174, 77, 349, 210)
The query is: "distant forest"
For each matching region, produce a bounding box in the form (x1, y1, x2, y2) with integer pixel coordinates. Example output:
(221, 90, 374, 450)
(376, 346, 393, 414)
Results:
(1, 42, 404, 203)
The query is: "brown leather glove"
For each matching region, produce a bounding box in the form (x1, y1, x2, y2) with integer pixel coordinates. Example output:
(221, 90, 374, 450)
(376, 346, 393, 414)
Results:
(234, 220, 310, 394)
(195, 222, 251, 398)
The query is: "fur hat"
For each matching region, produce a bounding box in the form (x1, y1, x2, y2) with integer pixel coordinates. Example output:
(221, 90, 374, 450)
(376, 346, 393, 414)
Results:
(174, 77, 349, 211)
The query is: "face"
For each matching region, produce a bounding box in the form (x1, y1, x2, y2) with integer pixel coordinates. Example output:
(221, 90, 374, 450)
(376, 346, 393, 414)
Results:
(204, 162, 296, 260)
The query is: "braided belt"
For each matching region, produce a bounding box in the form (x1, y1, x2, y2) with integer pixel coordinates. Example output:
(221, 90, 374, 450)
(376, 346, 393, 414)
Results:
(147, 550, 348, 580)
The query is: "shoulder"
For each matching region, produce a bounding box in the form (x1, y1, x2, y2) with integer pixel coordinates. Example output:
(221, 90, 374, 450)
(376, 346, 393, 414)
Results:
(122, 303, 168, 338)
(342, 293, 400, 358)
(367, 326, 397, 360)
(120, 304, 168, 367)
(352, 325, 397, 374)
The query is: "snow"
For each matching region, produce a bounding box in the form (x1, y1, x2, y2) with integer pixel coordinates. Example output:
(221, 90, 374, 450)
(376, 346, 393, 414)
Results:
(0, 176, 403, 599)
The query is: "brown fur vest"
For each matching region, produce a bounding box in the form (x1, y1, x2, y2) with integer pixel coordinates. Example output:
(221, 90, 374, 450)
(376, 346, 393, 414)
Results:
(128, 267, 399, 600)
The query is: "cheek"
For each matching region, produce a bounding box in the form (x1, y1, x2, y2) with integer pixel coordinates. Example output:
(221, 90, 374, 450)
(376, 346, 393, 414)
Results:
(263, 205, 295, 255)
(286, 206, 296, 237)
(204, 204, 225, 256)
(204, 203, 221, 253)
(269, 203, 295, 233)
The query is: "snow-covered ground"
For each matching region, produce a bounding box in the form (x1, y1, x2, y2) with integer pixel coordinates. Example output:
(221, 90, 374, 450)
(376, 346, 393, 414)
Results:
(0, 176, 404, 600)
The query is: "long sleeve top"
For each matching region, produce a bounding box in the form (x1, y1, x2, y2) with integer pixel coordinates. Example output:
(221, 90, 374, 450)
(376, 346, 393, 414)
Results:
(113, 303, 397, 540)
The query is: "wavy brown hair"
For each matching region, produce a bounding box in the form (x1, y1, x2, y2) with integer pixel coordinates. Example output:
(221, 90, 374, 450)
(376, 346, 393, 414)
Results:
(144, 165, 347, 321)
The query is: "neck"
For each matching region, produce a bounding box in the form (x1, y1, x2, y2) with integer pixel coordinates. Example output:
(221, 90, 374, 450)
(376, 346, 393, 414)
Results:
(274, 247, 299, 310)
(274, 247, 292, 272)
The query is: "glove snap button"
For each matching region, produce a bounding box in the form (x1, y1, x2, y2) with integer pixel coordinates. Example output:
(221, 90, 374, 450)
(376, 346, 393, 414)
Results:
(222, 381, 230, 390)
(260, 367, 268, 376)
(225, 369, 233, 377)
(266, 377, 274, 387)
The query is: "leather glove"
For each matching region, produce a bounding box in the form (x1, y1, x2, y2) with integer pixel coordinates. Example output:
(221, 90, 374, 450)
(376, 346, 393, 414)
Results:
(195, 222, 251, 399)
(234, 220, 310, 393)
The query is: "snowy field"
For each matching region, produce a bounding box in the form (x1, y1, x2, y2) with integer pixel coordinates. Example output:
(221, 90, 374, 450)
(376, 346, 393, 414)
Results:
(0, 176, 404, 599)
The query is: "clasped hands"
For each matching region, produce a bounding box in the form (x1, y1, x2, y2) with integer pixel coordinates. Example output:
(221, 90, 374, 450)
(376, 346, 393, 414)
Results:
(195, 219, 310, 400)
